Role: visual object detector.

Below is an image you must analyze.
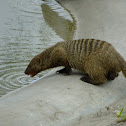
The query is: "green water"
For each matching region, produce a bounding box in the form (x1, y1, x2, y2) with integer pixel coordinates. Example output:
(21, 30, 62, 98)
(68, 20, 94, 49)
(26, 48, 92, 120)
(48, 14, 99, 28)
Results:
(0, 0, 76, 96)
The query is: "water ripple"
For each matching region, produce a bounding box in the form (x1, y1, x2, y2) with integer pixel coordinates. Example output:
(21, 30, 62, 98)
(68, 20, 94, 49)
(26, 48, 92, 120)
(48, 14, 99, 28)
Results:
(0, 0, 75, 96)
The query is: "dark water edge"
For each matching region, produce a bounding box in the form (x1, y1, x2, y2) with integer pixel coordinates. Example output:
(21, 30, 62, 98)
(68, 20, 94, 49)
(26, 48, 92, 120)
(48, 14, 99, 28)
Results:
(42, 0, 76, 41)
(0, 0, 76, 97)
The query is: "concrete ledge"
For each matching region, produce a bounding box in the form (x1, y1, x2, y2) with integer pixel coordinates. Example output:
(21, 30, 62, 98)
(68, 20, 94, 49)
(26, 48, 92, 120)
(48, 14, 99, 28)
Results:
(0, 68, 126, 126)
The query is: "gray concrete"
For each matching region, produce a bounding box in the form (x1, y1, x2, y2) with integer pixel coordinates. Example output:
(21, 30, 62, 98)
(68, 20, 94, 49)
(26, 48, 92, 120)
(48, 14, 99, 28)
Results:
(0, 0, 126, 126)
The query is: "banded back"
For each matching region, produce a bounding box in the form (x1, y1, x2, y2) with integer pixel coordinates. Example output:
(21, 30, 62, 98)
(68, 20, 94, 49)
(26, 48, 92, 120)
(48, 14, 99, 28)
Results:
(63, 39, 112, 70)
(65, 39, 111, 57)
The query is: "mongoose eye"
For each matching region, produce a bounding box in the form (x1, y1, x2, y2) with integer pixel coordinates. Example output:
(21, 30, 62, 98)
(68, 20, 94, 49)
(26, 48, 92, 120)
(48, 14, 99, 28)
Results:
(36, 57, 41, 64)
(28, 65, 31, 68)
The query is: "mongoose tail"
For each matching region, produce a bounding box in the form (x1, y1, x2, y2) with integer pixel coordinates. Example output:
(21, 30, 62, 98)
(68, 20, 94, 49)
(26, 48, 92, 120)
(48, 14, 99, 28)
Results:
(116, 51, 126, 78)
(122, 65, 126, 78)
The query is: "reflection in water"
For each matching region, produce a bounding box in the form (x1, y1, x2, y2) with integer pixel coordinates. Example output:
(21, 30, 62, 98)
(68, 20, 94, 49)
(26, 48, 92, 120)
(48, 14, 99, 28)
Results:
(42, 0, 76, 40)
(0, 0, 75, 96)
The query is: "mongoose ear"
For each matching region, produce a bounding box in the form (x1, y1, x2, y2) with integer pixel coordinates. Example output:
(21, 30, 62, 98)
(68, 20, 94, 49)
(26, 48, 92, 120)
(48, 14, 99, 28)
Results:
(36, 57, 42, 64)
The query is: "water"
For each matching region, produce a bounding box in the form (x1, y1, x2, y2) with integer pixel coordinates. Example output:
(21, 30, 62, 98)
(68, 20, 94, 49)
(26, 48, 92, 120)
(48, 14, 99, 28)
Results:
(0, 0, 76, 96)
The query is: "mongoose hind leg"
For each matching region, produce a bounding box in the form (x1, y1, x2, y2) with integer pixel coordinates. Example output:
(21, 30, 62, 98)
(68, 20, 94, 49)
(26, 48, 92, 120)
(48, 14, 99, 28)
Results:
(80, 66, 107, 85)
(82, 58, 107, 85)
(56, 66, 72, 75)
(80, 74, 106, 85)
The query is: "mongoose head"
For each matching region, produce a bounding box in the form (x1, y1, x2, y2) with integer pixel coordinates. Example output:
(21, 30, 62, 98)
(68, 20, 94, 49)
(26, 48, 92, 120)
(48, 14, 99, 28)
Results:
(25, 55, 49, 77)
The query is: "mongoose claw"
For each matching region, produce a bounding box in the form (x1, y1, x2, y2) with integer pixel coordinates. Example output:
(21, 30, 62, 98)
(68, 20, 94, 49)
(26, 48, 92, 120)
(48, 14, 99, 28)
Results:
(56, 67, 71, 75)
(80, 76, 92, 84)
(106, 72, 119, 80)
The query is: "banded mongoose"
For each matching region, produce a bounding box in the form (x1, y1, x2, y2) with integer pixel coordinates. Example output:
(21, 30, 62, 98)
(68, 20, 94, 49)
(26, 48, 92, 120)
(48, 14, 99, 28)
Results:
(25, 39, 126, 85)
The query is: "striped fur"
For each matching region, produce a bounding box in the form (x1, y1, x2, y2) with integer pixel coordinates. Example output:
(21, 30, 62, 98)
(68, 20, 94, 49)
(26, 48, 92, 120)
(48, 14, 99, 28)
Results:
(65, 39, 111, 56)
(64, 39, 111, 71)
